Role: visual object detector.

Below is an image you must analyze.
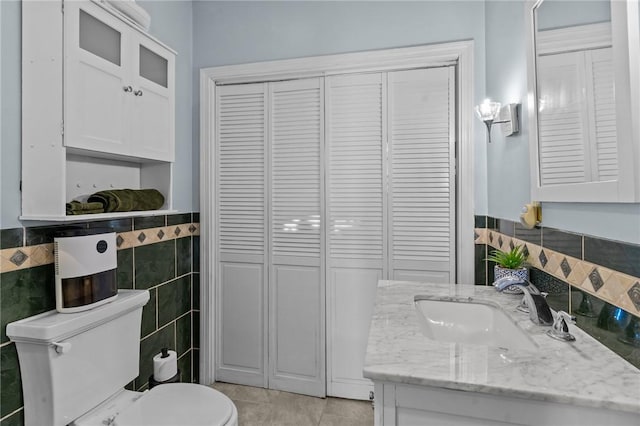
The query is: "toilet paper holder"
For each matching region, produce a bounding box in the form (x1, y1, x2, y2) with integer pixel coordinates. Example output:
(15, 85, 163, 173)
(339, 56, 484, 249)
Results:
(151, 347, 179, 388)
(520, 201, 541, 229)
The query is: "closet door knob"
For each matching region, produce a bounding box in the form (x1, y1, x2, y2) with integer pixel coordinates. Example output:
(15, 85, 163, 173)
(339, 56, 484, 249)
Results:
(134, 89, 144, 97)
(123, 85, 133, 92)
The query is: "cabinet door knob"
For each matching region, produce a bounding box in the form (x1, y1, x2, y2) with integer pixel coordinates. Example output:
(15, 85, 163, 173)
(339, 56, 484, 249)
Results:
(134, 89, 144, 97)
(123, 85, 133, 92)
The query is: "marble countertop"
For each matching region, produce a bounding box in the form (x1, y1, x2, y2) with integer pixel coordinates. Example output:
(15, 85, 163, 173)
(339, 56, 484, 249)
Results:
(363, 281, 640, 414)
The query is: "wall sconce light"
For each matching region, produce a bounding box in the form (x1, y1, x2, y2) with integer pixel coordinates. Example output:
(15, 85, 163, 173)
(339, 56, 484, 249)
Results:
(474, 99, 520, 143)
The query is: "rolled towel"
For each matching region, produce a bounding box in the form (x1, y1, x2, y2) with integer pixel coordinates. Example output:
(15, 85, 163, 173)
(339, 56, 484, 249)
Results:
(66, 201, 105, 215)
(88, 189, 165, 213)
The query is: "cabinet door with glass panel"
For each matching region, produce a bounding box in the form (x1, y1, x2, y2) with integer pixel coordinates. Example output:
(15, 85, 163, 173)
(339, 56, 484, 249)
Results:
(129, 33, 175, 161)
(64, 0, 175, 161)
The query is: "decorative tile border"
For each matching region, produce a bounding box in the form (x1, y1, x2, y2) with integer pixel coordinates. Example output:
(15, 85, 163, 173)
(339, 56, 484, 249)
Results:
(0, 223, 200, 274)
(475, 228, 640, 317)
(0, 244, 54, 274)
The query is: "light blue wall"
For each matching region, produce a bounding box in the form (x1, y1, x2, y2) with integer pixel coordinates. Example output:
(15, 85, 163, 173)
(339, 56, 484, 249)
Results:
(1, 0, 21, 230)
(536, 0, 610, 30)
(138, 0, 195, 213)
(4, 0, 637, 243)
(485, 0, 640, 244)
(192, 0, 489, 215)
(485, 0, 531, 222)
(0, 0, 194, 229)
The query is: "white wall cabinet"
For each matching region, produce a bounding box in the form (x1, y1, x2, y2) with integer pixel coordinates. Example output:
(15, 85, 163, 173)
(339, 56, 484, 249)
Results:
(64, 0, 175, 161)
(21, 0, 176, 221)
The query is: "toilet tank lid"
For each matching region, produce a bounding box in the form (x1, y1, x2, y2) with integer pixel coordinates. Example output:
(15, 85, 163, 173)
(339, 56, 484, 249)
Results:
(6, 290, 149, 343)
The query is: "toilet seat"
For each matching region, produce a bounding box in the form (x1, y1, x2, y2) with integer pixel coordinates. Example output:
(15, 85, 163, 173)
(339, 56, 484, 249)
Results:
(74, 383, 237, 426)
(116, 383, 236, 426)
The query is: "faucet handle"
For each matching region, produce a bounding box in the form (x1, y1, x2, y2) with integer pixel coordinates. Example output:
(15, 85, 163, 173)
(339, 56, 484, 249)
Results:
(547, 311, 576, 342)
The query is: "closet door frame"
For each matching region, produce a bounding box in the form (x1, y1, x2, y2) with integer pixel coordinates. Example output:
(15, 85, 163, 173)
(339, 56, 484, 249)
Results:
(200, 41, 475, 385)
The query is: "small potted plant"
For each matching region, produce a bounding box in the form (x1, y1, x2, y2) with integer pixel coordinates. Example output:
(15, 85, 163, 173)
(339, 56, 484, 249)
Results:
(487, 244, 528, 293)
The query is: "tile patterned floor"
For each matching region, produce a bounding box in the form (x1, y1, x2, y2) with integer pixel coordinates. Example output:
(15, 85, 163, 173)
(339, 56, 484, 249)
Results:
(211, 382, 374, 426)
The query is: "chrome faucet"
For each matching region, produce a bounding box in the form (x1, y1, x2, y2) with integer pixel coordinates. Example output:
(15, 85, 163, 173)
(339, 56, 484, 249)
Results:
(493, 276, 554, 326)
(547, 311, 576, 341)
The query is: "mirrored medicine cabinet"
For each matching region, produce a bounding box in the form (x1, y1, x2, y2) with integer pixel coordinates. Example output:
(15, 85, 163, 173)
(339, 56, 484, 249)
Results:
(525, 0, 640, 202)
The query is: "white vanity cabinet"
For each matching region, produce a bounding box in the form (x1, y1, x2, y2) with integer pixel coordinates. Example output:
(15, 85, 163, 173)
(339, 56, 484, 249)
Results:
(365, 281, 640, 426)
(374, 382, 639, 426)
(64, 0, 175, 162)
(21, 0, 176, 221)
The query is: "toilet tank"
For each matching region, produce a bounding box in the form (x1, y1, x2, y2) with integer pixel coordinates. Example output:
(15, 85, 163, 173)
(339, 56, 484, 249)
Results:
(6, 290, 149, 426)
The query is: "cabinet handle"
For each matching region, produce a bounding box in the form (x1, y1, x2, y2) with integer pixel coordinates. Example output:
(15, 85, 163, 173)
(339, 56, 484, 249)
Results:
(123, 85, 133, 92)
(134, 89, 144, 97)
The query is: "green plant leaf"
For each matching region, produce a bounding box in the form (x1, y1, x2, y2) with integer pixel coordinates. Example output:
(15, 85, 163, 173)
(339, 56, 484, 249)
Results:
(486, 244, 527, 269)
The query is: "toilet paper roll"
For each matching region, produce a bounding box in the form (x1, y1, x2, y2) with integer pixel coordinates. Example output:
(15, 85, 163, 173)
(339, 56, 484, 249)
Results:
(153, 349, 177, 382)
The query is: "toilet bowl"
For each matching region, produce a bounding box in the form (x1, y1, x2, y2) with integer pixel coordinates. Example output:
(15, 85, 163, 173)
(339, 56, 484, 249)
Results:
(73, 384, 238, 426)
(6, 290, 238, 426)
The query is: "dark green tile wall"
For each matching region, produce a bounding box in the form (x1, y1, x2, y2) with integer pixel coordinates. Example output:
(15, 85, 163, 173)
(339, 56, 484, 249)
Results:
(134, 215, 166, 230)
(117, 248, 134, 289)
(0, 213, 200, 425)
(0, 228, 23, 250)
(1, 265, 55, 344)
(142, 289, 158, 337)
(475, 215, 640, 369)
(158, 276, 191, 328)
(0, 409, 23, 426)
(0, 344, 22, 418)
(135, 241, 176, 290)
(177, 237, 192, 277)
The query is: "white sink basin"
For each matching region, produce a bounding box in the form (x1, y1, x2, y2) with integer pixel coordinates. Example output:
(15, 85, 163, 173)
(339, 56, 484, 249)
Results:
(415, 297, 537, 351)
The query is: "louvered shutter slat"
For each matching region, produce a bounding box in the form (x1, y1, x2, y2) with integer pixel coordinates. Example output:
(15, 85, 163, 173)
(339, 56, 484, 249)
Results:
(217, 84, 266, 256)
(537, 48, 619, 185)
(537, 52, 589, 185)
(270, 80, 322, 259)
(327, 75, 384, 261)
(389, 68, 454, 265)
(590, 48, 618, 181)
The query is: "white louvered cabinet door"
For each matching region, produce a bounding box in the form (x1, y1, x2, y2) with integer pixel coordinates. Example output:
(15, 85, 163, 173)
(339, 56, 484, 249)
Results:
(268, 78, 325, 397)
(388, 67, 456, 283)
(215, 83, 268, 387)
(326, 73, 385, 399)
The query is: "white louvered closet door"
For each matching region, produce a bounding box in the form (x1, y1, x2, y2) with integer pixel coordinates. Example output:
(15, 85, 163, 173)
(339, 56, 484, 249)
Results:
(388, 68, 456, 283)
(215, 68, 457, 400)
(326, 73, 385, 399)
(215, 83, 268, 387)
(268, 78, 325, 397)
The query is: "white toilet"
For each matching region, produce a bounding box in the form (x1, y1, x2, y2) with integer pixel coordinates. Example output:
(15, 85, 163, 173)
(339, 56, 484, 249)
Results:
(6, 290, 238, 426)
